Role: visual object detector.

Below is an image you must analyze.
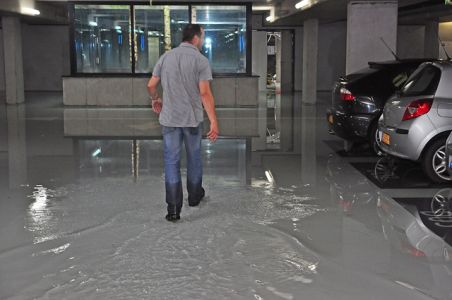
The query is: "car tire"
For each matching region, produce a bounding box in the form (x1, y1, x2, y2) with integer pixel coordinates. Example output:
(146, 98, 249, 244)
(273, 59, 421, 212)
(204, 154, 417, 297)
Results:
(422, 137, 452, 183)
(369, 123, 383, 156)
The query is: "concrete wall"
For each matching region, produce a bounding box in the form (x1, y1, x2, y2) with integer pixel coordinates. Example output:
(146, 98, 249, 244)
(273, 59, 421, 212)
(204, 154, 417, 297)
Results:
(0, 31, 5, 93)
(63, 76, 259, 107)
(0, 24, 70, 93)
(22, 24, 71, 91)
(252, 31, 268, 92)
(397, 25, 425, 59)
(64, 108, 260, 138)
(317, 22, 347, 91)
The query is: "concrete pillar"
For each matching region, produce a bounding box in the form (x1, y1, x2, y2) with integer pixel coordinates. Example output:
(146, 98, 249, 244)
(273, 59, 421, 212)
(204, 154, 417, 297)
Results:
(280, 30, 293, 93)
(7, 105, 27, 188)
(301, 103, 317, 188)
(280, 93, 294, 152)
(276, 33, 282, 91)
(294, 28, 303, 92)
(252, 31, 268, 92)
(2, 17, 25, 104)
(346, 1, 398, 75)
(302, 19, 318, 104)
(425, 21, 439, 59)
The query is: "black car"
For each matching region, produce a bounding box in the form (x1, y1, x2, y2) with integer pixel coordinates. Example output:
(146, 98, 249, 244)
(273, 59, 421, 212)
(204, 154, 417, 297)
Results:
(327, 59, 433, 154)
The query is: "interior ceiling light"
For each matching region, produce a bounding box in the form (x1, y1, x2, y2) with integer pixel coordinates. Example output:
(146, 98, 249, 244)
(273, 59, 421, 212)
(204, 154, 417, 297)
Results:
(252, 6, 273, 11)
(21, 7, 40, 16)
(295, 0, 311, 10)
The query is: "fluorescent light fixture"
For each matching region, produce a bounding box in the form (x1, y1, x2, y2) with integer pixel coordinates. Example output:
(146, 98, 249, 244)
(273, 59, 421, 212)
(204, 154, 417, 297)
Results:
(21, 7, 40, 16)
(295, 0, 311, 9)
(89, 21, 98, 27)
(115, 26, 121, 30)
(265, 170, 275, 184)
(91, 148, 101, 157)
(205, 37, 212, 49)
(252, 5, 273, 11)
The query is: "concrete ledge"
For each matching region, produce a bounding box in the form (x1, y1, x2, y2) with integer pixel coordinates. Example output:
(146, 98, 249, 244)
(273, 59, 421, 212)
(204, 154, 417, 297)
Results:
(63, 108, 260, 138)
(63, 76, 259, 108)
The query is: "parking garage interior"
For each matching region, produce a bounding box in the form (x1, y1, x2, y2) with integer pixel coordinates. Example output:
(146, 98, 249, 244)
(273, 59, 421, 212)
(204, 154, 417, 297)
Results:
(1, 0, 452, 299)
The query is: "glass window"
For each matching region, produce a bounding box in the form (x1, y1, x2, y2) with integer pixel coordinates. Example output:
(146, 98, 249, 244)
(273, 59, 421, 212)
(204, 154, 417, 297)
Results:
(402, 65, 441, 97)
(192, 5, 247, 73)
(134, 6, 189, 73)
(74, 5, 132, 73)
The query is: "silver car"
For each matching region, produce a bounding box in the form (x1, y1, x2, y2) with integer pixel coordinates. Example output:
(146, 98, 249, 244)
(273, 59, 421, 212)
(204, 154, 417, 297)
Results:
(378, 61, 452, 183)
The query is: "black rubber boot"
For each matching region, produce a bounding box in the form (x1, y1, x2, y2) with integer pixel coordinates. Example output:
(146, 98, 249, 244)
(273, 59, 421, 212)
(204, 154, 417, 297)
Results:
(165, 214, 181, 222)
(166, 181, 183, 219)
(188, 187, 205, 207)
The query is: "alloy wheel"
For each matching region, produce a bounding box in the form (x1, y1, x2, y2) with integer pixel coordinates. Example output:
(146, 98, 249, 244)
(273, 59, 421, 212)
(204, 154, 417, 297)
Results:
(432, 145, 452, 181)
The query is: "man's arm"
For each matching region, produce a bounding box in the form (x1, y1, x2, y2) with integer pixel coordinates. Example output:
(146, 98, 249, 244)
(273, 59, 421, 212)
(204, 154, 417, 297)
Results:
(199, 80, 219, 142)
(147, 76, 162, 114)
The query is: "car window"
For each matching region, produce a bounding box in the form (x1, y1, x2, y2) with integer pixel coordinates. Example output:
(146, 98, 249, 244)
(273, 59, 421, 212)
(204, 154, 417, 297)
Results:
(392, 72, 408, 89)
(401, 65, 441, 97)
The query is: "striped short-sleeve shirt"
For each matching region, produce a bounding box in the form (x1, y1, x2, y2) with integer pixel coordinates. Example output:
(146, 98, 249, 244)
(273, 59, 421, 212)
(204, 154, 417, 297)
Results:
(152, 42, 213, 128)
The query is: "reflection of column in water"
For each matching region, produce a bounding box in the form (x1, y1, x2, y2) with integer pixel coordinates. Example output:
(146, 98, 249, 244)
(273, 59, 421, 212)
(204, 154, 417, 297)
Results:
(301, 104, 317, 187)
(7, 105, 27, 188)
(280, 93, 294, 152)
(132, 140, 139, 180)
(238, 139, 251, 186)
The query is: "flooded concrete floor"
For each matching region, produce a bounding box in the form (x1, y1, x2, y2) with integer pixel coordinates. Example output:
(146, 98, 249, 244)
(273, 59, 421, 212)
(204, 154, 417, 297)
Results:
(0, 92, 451, 300)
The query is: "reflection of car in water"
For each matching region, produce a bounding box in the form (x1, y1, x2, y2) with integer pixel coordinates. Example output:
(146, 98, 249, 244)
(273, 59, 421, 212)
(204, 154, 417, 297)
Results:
(326, 156, 377, 214)
(373, 156, 425, 185)
(377, 192, 452, 300)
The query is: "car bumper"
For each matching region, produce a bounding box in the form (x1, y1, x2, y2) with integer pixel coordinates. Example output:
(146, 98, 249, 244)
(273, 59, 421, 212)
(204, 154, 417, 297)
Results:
(326, 108, 374, 141)
(377, 119, 436, 161)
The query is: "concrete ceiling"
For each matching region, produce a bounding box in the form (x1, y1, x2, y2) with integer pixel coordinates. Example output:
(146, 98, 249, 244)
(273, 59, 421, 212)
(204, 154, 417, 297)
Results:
(265, 0, 452, 26)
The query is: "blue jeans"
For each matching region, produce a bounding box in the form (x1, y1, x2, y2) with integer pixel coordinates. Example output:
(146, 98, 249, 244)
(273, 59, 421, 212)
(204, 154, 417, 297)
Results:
(162, 123, 203, 215)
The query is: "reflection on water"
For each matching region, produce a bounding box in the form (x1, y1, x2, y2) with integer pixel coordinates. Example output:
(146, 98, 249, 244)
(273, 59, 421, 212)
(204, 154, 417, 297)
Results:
(26, 185, 62, 245)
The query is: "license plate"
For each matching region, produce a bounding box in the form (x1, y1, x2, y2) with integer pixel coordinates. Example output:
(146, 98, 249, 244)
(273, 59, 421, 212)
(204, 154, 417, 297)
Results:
(328, 115, 334, 124)
(382, 132, 390, 145)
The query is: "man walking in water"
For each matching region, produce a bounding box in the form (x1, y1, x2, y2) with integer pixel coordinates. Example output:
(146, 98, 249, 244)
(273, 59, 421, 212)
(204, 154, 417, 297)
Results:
(147, 24, 219, 222)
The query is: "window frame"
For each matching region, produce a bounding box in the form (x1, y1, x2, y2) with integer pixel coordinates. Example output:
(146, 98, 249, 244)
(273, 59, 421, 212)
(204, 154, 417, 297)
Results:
(69, 1, 252, 77)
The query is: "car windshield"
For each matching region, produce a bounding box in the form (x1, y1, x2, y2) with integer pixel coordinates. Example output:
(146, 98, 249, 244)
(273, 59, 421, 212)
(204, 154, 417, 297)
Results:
(401, 65, 441, 97)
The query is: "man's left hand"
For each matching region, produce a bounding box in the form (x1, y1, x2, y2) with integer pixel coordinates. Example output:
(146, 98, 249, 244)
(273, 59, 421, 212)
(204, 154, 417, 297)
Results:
(152, 99, 162, 114)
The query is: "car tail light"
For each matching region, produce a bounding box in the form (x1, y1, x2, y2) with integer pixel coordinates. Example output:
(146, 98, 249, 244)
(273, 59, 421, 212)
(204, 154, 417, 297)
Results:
(402, 99, 433, 121)
(401, 242, 426, 257)
(340, 88, 355, 101)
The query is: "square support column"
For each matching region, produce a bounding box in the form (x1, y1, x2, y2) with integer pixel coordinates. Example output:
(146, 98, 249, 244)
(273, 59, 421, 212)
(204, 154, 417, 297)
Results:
(2, 17, 25, 105)
(346, 1, 398, 75)
(302, 19, 318, 104)
(280, 30, 293, 93)
(425, 21, 439, 59)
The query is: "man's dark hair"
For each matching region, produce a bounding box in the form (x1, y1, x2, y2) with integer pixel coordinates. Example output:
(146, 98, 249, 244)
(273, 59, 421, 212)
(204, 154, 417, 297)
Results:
(182, 24, 203, 42)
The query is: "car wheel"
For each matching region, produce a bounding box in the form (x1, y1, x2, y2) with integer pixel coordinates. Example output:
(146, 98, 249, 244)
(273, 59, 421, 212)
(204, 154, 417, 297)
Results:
(369, 123, 383, 156)
(422, 138, 452, 183)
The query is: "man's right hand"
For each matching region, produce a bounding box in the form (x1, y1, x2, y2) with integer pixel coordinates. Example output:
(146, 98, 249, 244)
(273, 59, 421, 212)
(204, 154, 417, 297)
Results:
(207, 121, 219, 143)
